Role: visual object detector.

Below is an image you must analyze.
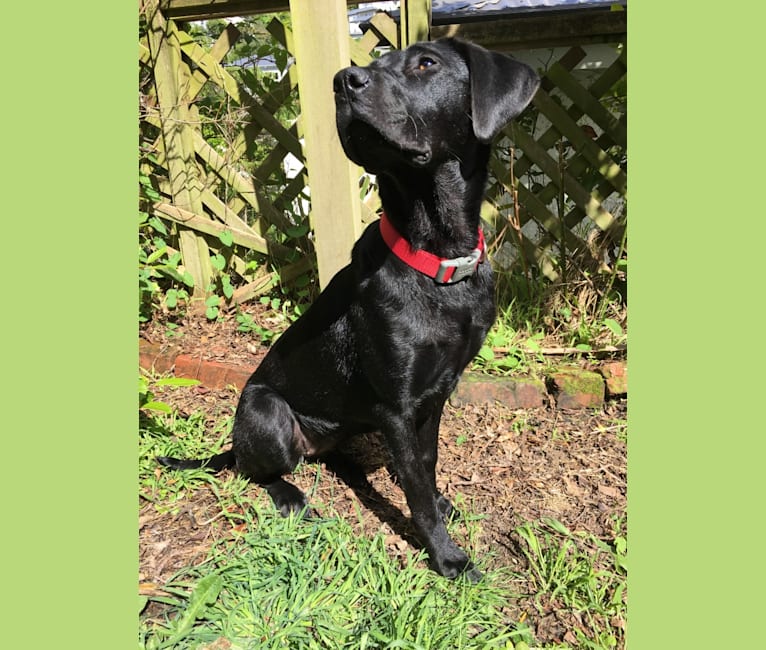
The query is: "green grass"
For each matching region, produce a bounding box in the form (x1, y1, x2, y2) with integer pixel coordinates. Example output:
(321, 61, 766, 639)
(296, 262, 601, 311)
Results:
(139, 404, 627, 649)
(511, 518, 627, 649)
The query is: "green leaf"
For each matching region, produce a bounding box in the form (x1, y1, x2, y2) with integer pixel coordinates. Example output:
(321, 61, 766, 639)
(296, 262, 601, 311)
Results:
(165, 289, 178, 309)
(143, 186, 161, 201)
(141, 400, 172, 413)
(205, 295, 221, 307)
(160, 574, 223, 648)
(155, 265, 189, 285)
(478, 346, 495, 361)
(523, 337, 541, 352)
(211, 254, 226, 271)
(166, 252, 181, 267)
(145, 246, 168, 265)
(495, 356, 519, 369)
(206, 306, 219, 320)
(604, 318, 623, 337)
(285, 224, 309, 238)
(148, 216, 168, 235)
(218, 229, 234, 247)
(154, 377, 201, 388)
(222, 278, 234, 300)
(543, 517, 572, 536)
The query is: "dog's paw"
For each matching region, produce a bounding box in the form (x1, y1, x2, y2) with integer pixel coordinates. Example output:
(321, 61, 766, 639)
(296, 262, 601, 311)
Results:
(461, 562, 483, 584)
(265, 479, 313, 518)
(430, 545, 483, 583)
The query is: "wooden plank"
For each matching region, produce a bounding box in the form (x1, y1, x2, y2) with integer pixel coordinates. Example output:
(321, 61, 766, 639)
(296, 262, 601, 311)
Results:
(192, 130, 257, 206)
(482, 199, 560, 280)
(231, 272, 279, 304)
(546, 62, 626, 149)
(163, 0, 360, 21)
(139, 41, 151, 65)
(512, 46, 587, 180)
(181, 22, 242, 102)
(431, 9, 626, 52)
(509, 124, 615, 232)
(197, 189, 270, 254)
(148, 22, 243, 168)
(240, 66, 296, 116)
(272, 171, 308, 213)
(190, 129, 291, 232)
(288, 0, 362, 288)
(488, 156, 587, 255)
(247, 100, 303, 158)
(349, 36, 376, 67)
(531, 89, 627, 196)
(145, 0, 212, 297)
(154, 202, 269, 252)
(588, 47, 627, 99)
(400, 0, 431, 46)
(147, 111, 291, 247)
(369, 12, 400, 48)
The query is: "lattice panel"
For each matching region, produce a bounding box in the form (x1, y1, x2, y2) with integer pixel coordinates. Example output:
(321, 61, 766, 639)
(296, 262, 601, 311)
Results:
(139, 8, 403, 301)
(140, 8, 313, 302)
(486, 45, 627, 282)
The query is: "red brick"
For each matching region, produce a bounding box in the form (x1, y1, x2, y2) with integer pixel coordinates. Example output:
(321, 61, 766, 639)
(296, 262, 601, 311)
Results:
(196, 359, 231, 389)
(547, 368, 605, 409)
(174, 355, 255, 391)
(598, 361, 627, 396)
(450, 373, 546, 409)
(138, 339, 179, 375)
(223, 366, 253, 391)
(174, 354, 203, 381)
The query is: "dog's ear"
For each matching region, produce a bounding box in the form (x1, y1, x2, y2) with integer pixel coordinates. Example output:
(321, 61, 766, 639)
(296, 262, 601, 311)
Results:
(460, 41, 540, 144)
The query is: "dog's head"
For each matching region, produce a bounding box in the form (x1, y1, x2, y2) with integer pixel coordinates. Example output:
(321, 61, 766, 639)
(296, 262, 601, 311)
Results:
(334, 38, 539, 174)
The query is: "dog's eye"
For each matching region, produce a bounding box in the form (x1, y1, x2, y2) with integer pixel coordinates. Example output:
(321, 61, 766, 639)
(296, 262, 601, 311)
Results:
(417, 57, 437, 71)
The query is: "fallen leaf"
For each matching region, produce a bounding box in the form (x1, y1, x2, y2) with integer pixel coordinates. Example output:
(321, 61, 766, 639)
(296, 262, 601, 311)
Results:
(597, 484, 620, 498)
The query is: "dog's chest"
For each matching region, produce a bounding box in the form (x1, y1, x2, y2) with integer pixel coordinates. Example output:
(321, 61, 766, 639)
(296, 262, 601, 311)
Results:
(373, 279, 494, 394)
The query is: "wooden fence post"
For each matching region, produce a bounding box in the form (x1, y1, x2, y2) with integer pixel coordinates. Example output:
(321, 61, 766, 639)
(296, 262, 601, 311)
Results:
(288, 0, 362, 289)
(400, 0, 432, 46)
(144, 0, 212, 302)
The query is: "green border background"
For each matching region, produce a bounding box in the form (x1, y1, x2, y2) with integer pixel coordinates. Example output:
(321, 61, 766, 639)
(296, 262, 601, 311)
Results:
(6, 2, 136, 647)
(630, 1, 765, 647)
(6, 1, 765, 647)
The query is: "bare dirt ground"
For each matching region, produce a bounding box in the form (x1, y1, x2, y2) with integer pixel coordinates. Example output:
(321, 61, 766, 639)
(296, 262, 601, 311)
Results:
(140, 310, 626, 645)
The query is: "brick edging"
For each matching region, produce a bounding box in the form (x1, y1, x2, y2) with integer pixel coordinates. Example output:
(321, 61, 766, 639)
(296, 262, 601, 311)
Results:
(139, 339, 626, 410)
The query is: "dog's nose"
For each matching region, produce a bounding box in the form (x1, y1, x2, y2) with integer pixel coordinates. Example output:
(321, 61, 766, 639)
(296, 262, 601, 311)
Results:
(333, 67, 370, 95)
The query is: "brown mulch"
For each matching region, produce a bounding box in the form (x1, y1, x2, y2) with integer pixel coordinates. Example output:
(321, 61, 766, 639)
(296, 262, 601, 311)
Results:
(140, 307, 626, 645)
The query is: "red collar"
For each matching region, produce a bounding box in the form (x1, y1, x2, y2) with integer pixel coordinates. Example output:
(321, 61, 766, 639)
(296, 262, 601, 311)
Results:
(378, 212, 486, 284)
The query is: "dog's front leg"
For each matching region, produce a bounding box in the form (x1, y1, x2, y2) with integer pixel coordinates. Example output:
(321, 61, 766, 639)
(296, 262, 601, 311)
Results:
(417, 407, 459, 524)
(381, 412, 482, 582)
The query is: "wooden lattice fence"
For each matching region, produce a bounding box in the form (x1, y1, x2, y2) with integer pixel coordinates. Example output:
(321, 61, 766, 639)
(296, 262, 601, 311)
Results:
(139, 4, 403, 307)
(485, 46, 627, 286)
(139, 1, 626, 310)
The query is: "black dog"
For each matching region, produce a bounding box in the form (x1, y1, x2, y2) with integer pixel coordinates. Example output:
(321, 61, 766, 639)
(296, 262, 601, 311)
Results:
(159, 38, 539, 582)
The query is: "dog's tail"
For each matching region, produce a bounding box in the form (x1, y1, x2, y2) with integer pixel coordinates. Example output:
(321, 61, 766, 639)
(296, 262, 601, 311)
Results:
(157, 450, 235, 473)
